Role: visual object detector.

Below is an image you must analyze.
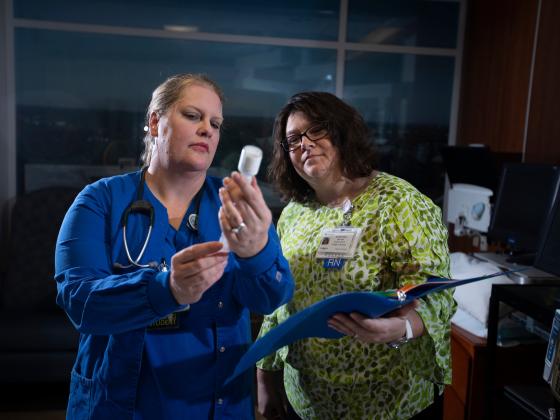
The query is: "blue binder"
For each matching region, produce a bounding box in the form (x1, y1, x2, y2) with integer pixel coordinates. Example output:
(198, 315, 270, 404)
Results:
(225, 270, 514, 385)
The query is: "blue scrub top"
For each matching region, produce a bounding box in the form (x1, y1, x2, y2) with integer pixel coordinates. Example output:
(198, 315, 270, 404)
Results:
(54, 171, 294, 419)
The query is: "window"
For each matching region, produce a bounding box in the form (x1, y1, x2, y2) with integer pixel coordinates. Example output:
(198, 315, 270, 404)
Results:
(14, 0, 340, 40)
(345, 52, 455, 199)
(9, 0, 463, 208)
(347, 0, 459, 48)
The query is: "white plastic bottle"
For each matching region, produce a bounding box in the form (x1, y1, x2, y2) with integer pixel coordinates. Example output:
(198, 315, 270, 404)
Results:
(238, 145, 263, 181)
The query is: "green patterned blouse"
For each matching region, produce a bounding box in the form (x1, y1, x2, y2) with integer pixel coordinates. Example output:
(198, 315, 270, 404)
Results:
(257, 172, 456, 420)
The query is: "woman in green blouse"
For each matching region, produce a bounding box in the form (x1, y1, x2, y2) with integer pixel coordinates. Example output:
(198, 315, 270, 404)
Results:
(256, 92, 456, 420)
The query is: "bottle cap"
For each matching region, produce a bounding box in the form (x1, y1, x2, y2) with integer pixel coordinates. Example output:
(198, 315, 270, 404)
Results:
(238, 145, 263, 180)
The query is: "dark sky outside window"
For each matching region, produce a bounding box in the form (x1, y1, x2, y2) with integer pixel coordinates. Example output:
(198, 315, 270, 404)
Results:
(14, 0, 459, 206)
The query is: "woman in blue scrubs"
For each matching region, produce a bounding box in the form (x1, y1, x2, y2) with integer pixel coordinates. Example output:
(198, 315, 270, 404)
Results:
(54, 74, 294, 419)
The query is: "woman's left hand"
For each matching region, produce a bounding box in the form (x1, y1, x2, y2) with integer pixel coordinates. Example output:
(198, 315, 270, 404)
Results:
(218, 172, 272, 258)
(327, 300, 422, 344)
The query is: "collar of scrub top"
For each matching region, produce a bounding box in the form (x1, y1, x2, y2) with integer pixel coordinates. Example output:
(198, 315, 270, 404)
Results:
(113, 168, 204, 271)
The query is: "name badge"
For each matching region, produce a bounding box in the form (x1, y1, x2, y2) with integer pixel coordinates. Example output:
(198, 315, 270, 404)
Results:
(148, 313, 179, 331)
(315, 227, 363, 260)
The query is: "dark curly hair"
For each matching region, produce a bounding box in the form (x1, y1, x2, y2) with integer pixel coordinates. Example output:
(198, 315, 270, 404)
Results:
(268, 91, 378, 203)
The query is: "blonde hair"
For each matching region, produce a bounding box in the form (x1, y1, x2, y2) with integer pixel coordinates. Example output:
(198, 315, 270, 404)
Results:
(140, 74, 224, 168)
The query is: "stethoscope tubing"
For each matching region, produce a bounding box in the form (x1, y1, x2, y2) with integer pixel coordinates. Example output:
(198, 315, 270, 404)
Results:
(113, 169, 202, 271)
(122, 223, 154, 269)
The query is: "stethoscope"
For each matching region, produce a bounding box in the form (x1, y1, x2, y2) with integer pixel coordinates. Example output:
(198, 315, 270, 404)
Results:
(112, 168, 203, 271)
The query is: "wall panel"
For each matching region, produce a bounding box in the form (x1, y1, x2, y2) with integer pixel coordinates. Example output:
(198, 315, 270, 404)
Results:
(457, 0, 538, 153)
(525, 0, 560, 164)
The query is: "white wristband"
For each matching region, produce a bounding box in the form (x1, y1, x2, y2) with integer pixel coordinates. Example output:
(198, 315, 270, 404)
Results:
(405, 318, 414, 340)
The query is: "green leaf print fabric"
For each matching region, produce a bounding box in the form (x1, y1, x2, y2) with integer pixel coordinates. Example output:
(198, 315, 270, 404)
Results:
(256, 172, 457, 419)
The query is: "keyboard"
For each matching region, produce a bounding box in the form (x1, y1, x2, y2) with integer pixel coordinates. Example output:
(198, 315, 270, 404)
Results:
(473, 252, 560, 284)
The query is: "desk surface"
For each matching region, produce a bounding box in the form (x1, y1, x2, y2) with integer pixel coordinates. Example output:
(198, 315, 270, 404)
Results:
(474, 253, 559, 284)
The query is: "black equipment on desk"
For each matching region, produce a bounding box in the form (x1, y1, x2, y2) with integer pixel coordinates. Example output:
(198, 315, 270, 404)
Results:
(489, 163, 560, 265)
(441, 145, 520, 195)
(534, 190, 560, 277)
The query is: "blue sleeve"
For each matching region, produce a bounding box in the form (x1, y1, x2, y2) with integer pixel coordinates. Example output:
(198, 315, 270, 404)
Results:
(54, 185, 184, 335)
(230, 224, 294, 314)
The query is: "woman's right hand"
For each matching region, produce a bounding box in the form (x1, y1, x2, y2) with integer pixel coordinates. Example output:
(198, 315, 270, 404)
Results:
(218, 172, 272, 258)
(169, 242, 228, 305)
(257, 368, 288, 419)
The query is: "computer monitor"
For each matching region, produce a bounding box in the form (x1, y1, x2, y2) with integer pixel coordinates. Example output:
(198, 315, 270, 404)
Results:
(441, 145, 521, 195)
(489, 163, 560, 262)
(534, 191, 560, 277)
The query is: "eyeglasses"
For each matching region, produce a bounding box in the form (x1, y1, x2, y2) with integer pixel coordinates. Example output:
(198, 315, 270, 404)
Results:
(281, 122, 329, 152)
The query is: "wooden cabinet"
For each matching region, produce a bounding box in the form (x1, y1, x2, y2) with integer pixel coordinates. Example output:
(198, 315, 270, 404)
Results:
(444, 325, 488, 420)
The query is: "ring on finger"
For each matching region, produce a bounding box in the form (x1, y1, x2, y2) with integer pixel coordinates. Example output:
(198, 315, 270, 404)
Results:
(231, 221, 246, 234)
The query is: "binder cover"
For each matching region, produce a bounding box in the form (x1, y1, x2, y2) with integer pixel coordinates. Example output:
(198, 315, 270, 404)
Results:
(225, 271, 514, 384)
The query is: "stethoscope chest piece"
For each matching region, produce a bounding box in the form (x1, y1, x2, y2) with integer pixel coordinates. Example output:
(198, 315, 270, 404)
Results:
(187, 213, 199, 231)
